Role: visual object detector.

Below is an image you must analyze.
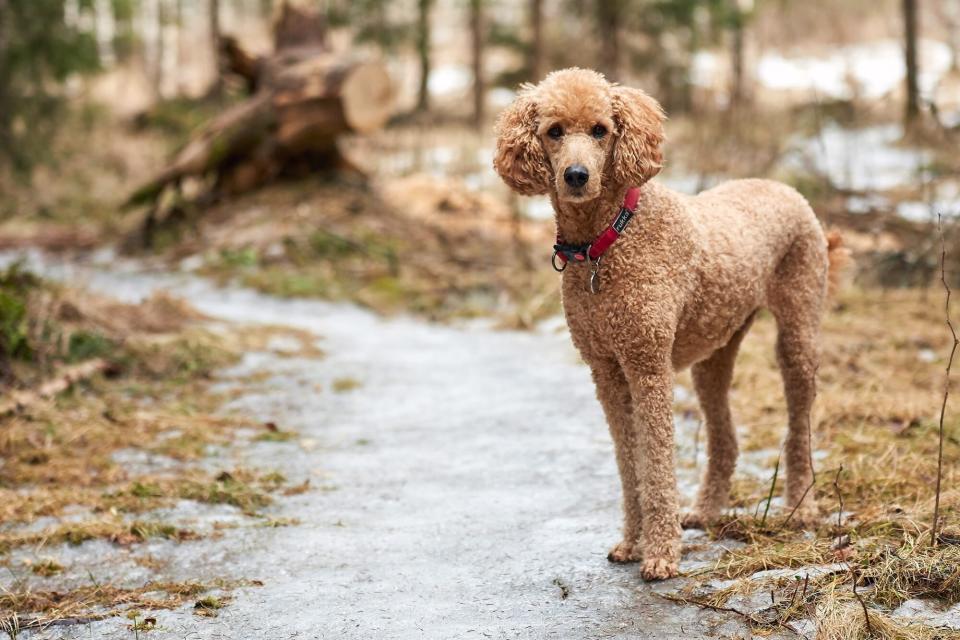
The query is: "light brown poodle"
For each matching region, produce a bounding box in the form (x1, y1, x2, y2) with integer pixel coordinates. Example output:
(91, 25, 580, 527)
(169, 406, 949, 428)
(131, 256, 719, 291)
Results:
(493, 68, 846, 581)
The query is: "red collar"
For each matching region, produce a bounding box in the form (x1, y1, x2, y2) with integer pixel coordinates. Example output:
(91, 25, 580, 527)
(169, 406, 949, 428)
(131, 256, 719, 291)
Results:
(551, 187, 641, 272)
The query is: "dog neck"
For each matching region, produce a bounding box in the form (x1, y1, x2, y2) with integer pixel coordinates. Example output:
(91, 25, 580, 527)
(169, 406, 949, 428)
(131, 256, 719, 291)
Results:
(551, 182, 637, 245)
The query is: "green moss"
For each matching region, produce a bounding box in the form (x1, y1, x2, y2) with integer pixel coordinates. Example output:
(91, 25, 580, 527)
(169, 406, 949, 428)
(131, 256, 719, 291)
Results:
(219, 247, 259, 269)
(67, 330, 116, 362)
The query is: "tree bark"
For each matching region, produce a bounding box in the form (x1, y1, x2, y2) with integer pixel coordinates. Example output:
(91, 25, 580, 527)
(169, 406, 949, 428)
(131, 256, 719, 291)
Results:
(416, 0, 433, 112)
(903, 0, 920, 125)
(470, 0, 484, 127)
(528, 0, 544, 81)
(274, 1, 328, 51)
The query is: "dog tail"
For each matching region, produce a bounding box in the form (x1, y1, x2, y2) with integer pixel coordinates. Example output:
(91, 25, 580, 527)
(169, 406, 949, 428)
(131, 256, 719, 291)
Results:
(825, 231, 851, 298)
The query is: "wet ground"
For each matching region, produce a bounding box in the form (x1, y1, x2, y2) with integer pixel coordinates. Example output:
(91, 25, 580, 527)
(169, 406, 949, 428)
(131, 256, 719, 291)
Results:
(4, 254, 799, 639)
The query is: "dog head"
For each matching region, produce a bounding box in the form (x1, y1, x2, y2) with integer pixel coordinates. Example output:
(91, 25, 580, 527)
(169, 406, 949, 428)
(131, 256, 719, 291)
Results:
(493, 68, 666, 203)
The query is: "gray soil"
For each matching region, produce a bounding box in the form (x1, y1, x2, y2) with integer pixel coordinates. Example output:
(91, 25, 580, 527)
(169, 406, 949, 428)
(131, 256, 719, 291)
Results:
(4, 253, 799, 640)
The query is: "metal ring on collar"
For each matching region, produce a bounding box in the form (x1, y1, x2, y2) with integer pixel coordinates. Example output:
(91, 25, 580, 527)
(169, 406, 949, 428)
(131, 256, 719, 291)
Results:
(551, 250, 567, 272)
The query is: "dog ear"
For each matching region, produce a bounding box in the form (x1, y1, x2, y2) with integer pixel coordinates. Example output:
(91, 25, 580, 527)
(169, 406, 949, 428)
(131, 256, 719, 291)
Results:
(611, 86, 666, 187)
(493, 88, 551, 196)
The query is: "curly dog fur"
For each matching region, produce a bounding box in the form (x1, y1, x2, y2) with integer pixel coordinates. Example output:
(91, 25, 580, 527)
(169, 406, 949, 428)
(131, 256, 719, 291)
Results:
(493, 68, 846, 581)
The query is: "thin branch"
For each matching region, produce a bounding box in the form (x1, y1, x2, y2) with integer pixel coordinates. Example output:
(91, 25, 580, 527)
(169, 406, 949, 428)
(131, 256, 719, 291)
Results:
(760, 452, 781, 526)
(833, 465, 844, 547)
(932, 213, 959, 546)
(851, 567, 874, 638)
(833, 465, 873, 636)
(653, 592, 801, 637)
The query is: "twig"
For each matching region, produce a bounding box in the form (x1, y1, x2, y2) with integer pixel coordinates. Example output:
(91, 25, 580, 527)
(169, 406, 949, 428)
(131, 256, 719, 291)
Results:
(851, 567, 874, 637)
(16, 614, 107, 630)
(0, 359, 112, 417)
(760, 453, 781, 526)
(932, 214, 958, 547)
(832, 465, 844, 547)
(656, 592, 761, 627)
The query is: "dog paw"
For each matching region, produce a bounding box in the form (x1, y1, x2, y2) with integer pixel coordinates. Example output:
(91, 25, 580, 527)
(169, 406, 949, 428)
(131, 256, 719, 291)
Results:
(607, 540, 642, 564)
(640, 557, 679, 581)
(680, 511, 711, 530)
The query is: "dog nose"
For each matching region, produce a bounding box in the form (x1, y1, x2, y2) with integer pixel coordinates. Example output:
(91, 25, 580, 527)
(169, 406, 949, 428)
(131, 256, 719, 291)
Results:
(563, 165, 589, 188)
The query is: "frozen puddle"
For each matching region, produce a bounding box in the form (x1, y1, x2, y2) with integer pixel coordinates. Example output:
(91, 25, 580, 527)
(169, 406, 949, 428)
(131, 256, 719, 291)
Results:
(5, 252, 800, 639)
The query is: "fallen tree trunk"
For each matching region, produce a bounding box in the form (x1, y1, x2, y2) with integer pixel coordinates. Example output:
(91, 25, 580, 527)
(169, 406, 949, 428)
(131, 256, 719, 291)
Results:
(127, 3, 393, 237)
(129, 57, 392, 208)
(0, 359, 113, 417)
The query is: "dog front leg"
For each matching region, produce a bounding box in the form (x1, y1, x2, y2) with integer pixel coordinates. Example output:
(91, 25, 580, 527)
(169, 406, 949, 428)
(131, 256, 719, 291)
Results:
(624, 365, 681, 581)
(588, 358, 642, 563)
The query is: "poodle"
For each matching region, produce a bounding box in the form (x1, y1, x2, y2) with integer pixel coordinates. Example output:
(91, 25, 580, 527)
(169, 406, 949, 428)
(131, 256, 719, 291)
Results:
(492, 68, 845, 581)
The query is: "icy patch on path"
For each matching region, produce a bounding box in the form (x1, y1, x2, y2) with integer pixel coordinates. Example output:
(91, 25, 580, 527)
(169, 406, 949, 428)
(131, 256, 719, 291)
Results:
(5, 252, 797, 640)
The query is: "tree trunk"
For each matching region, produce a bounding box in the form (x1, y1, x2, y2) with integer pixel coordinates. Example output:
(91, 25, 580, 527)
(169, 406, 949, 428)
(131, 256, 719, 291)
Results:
(416, 0, 433, 112)
(729, 7, 745, 109)
(596, 0, 620, 81)
(0, 0, 8, 156)
(528, 0, 544, 81)
(274, 1, 328, 51)
(470, 0, 484, 128)
(209, 0, 222, 97)
(903, 0, 920, 125)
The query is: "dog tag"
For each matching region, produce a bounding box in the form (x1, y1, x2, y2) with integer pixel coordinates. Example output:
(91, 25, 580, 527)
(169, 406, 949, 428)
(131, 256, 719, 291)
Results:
(589, 261, 602, 294)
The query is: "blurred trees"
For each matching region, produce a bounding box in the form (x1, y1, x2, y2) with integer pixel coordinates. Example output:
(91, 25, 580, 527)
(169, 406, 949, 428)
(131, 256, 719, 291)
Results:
(416, 0, 433, 112)
(0, 0, 100, 171)
(594, 0, 624, 80)
(470, 0, 485, 126)
(528, 0, 544, 81)
(903, 0, 920, 125)
(0, 0, 948, 167)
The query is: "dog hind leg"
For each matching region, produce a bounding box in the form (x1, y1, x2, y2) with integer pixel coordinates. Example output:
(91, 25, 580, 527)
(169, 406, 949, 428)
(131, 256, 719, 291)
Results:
(767, 235, 828, 526)
(682, 313, 755, 529)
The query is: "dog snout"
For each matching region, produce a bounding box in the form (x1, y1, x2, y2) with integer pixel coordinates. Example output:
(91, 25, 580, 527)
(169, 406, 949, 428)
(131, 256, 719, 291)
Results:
(563, 165, 589, 188)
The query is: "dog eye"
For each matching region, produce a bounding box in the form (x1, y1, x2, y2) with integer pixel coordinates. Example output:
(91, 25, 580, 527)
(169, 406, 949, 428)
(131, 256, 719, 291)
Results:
(547, 125, 563, 139)
(592, 124, 607, 139)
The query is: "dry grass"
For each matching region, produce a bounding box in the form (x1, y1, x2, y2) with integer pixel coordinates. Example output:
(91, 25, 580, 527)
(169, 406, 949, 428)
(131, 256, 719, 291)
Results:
(170, 175, 558, 323)
(0, 578, 252, 630)
(677, 285, 960, 635)
(0, 270, 318, 628)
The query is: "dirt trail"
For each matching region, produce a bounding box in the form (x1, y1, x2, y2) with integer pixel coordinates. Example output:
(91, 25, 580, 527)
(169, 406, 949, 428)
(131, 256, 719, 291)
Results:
(5, 253, 794, 640)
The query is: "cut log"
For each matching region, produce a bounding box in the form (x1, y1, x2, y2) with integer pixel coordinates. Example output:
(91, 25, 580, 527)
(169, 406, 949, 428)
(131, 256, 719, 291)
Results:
(273, 59, 393, 151)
